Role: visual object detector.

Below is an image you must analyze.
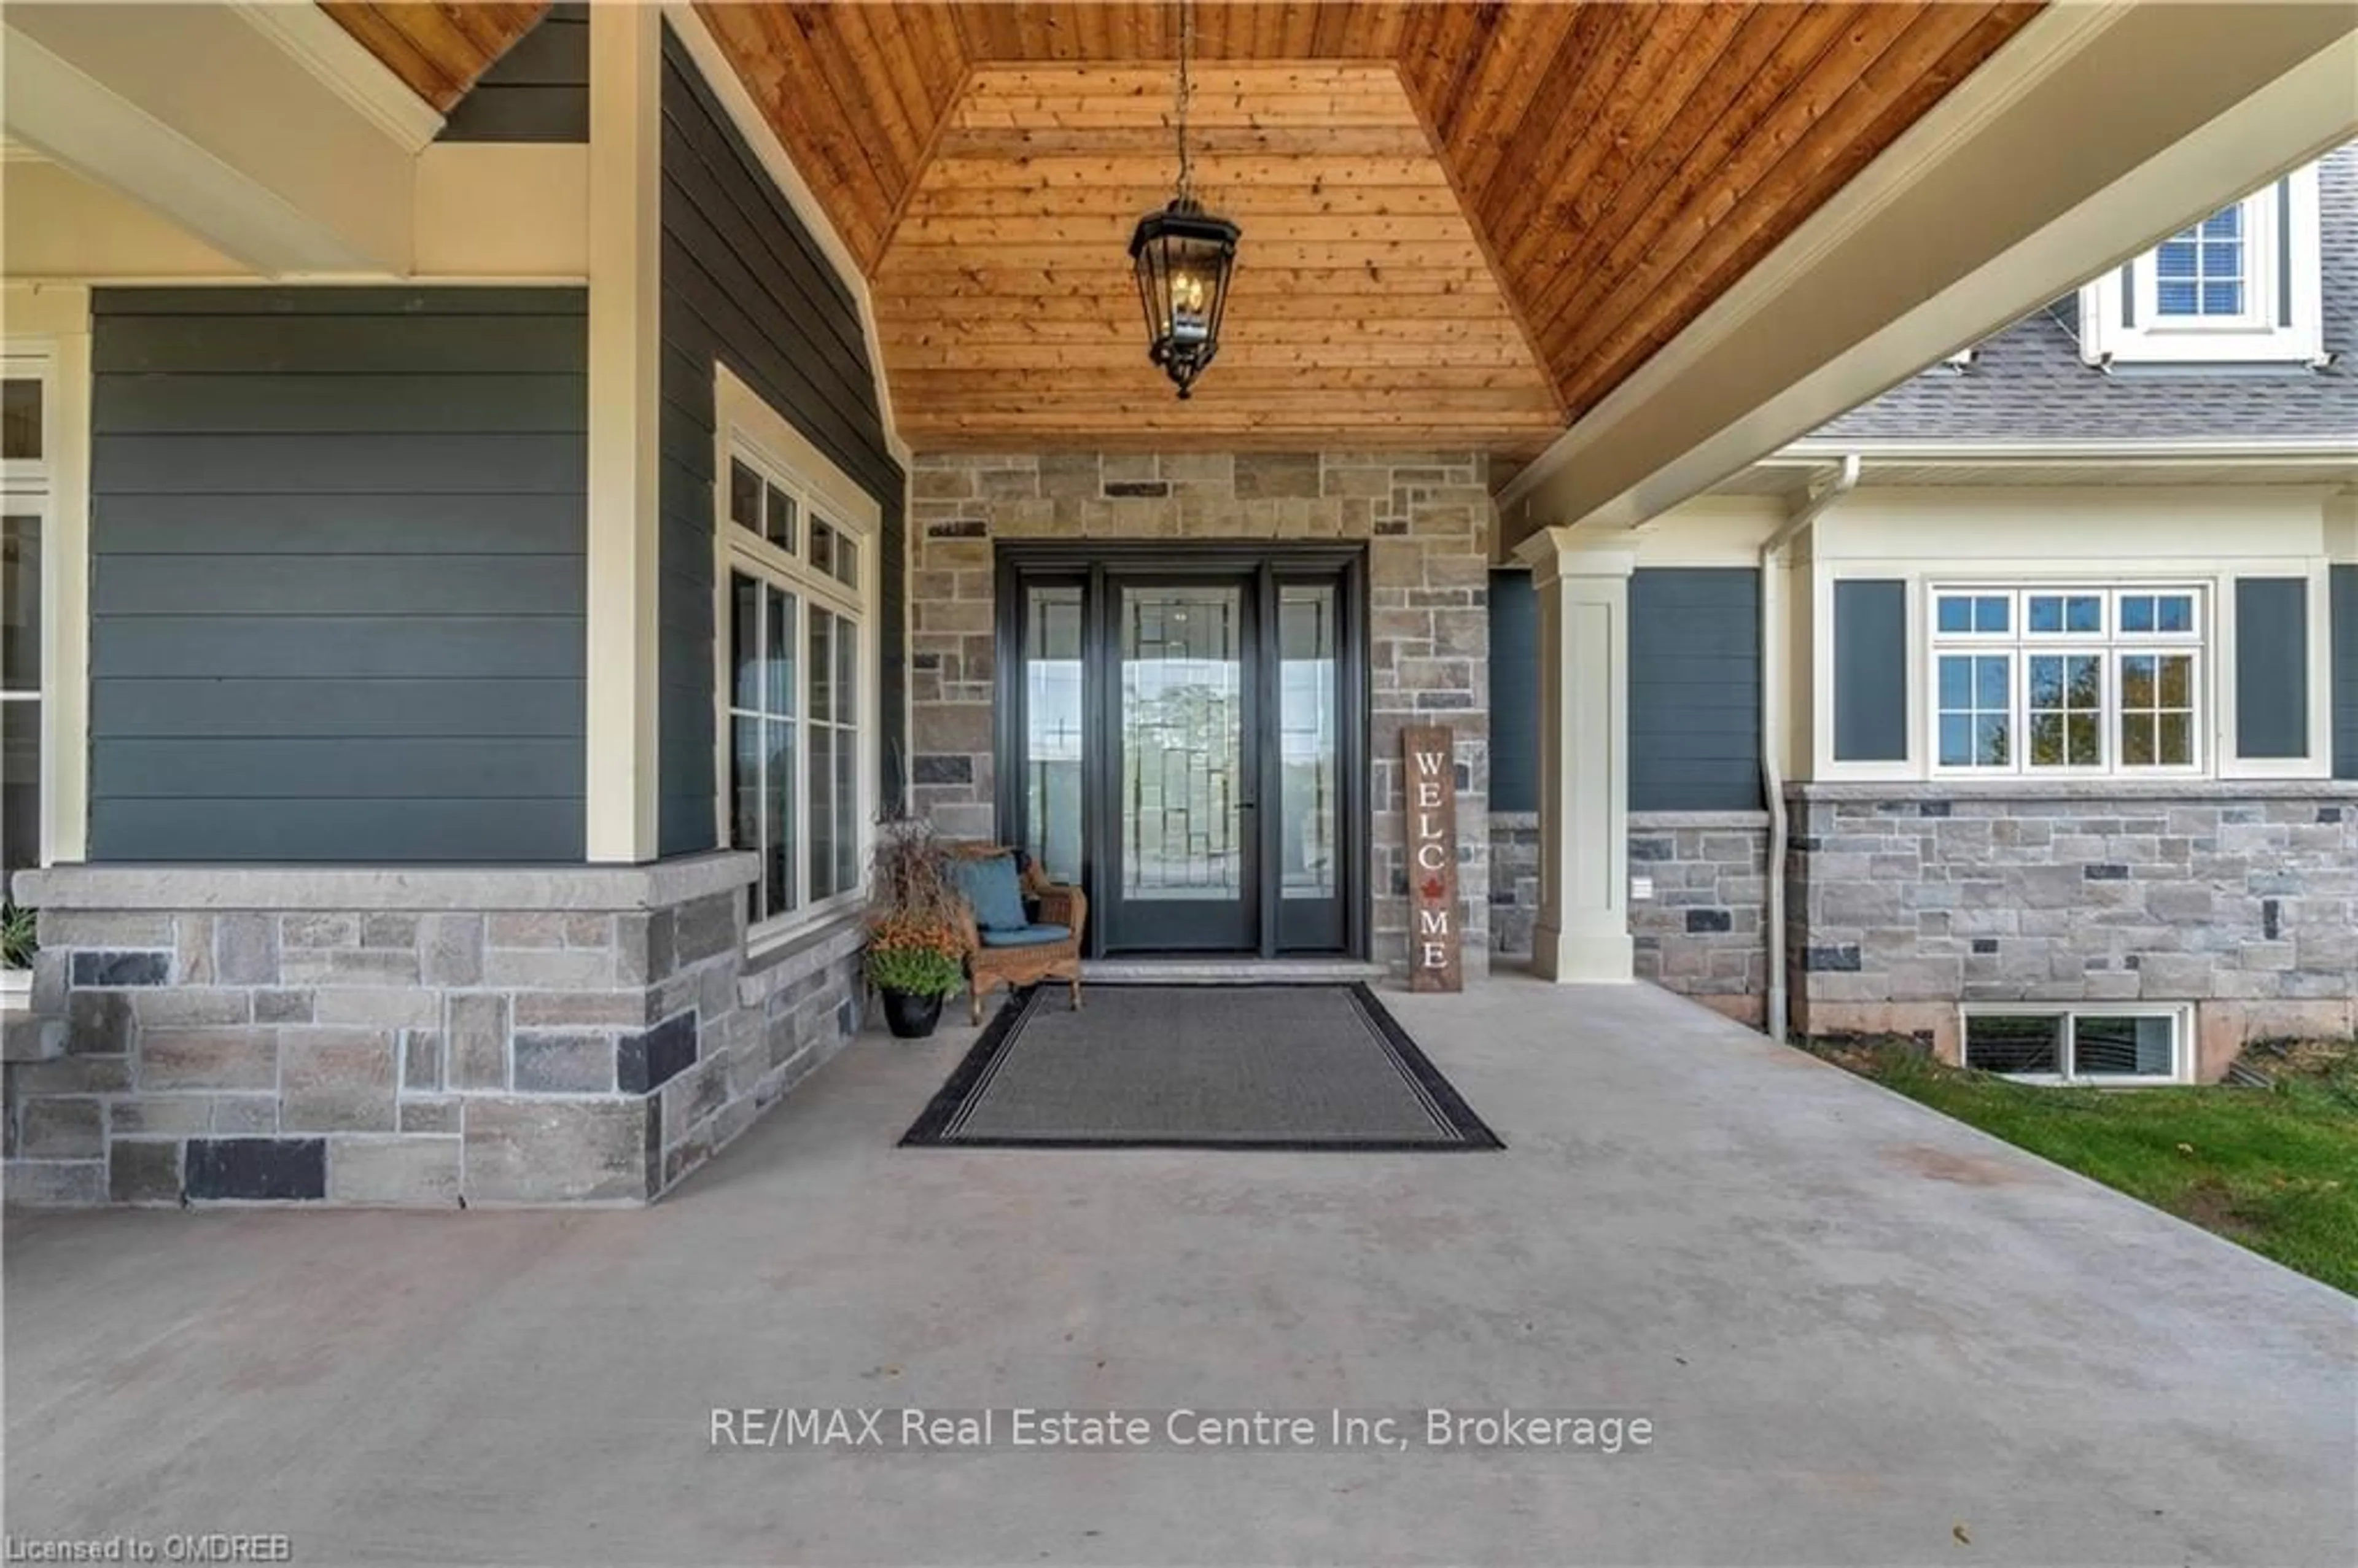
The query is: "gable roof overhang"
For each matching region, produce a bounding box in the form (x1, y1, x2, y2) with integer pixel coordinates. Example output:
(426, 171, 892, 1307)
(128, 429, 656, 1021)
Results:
(1502, 2, 2358, 551)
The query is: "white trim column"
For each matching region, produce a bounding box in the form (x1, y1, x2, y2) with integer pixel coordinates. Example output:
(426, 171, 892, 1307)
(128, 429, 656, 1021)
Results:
(41, 295, 88, 866)
(1525, 532, 1635, 983)
(4, 284, 90, 869)
(584, 4, 663, 863)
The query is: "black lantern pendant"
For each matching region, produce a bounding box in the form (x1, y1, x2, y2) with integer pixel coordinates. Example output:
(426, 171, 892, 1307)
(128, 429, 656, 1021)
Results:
(1130, 1, 1238, 398)
(1129, 198, 1240, 399)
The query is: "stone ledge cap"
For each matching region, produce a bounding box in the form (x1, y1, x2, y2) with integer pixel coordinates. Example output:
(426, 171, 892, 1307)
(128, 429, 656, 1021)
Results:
(1788, 780, 2358, 804)
(14, 853, 758, 913)
(1629, 810, 1772, 829)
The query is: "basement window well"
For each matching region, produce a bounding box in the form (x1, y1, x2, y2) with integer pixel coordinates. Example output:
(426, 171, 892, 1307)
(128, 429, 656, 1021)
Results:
(1961, 1007, 2189, 1085)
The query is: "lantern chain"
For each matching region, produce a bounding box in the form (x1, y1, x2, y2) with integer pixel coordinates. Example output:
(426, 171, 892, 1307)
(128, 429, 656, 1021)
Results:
(1175, 0, 1194, 204)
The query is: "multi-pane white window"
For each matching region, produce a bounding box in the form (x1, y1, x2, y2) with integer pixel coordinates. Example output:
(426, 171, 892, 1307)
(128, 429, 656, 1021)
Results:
(2, 355, 49, 915)
(722, 446, 865, 934)
(1929, 587, 2203, 776)
(2153, 204, 2246, 320)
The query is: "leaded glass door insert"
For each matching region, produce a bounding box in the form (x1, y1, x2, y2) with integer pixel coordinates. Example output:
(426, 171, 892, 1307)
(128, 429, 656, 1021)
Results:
(1110, 581, 1254, 951)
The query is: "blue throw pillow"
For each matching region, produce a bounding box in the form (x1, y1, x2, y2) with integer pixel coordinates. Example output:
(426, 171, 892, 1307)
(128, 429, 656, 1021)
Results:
(952, 855, 1029, 933)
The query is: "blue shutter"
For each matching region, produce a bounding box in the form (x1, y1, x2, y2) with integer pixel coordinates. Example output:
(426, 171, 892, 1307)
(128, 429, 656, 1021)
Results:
(1832, 580, 1909, 763)
(2329, 566, 2356, 779)
(2235, 578, 2309, 761)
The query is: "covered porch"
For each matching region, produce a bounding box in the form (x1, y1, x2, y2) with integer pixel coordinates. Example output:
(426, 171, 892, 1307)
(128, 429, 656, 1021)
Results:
(3, 2, 2356, 1205)
(4, 974, 2352, 1563)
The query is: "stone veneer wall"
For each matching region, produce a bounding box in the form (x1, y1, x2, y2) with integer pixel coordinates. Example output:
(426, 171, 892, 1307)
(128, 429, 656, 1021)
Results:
(1631, 813, 1770, 1024)
(2, 856, 862, 1206)
(1490, 811, 1768, 1022)
(1488, 813, 1543, 960)
(1787, 784, 2358, 1074)
(908, 451, 1493, 976)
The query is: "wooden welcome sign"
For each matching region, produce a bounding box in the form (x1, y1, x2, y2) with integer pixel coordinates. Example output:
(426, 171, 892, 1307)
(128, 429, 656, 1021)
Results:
(1403, 725, 1461, 993)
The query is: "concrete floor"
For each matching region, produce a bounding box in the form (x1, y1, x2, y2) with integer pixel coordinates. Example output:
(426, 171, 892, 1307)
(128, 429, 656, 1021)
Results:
(6, 975, 2353, 1567)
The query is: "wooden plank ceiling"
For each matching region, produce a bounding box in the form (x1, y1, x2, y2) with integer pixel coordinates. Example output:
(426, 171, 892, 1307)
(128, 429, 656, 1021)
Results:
(876, 61, 1562, 450)
(321, 2, 551, 111)
(341, 2, 2047, 455)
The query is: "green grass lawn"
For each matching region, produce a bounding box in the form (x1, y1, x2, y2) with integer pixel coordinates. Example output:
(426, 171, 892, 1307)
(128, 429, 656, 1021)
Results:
(1815, 1039, 2358, 1297)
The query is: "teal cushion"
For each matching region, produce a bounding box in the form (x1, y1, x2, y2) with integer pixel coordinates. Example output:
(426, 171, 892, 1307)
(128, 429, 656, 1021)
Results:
(978, 923, 1071, 949)
(951, 855, 1029, 932)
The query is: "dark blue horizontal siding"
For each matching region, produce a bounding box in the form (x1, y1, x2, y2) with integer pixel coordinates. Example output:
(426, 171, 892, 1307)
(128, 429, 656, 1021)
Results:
(1487, 570, 1538, 813)
(93, 739, 581, 798)
(1631, 568, 1762, 811)
(88, 494, 585, 556)
(94, 678, 585, 738)
(2335, 565, 2357, 780)
(93, 556, 584, 616)
(1487, 568, 1765, 815)
(438, 4, 588, 144)
(90, 287, 585, 317)
(656, 24, 906, 859)
(91, 617, 583, 679)
(88, 287, 588, 864)
(90, 433, 586, 493)
(94, 313, 585, 374)
(91, 801, 581, 863)
(94, 373, 586, 433)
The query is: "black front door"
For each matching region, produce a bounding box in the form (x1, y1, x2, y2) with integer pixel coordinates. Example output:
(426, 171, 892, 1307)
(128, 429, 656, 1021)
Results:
(1105, 574, 1257, 951)
(997, 545, 1364, 959)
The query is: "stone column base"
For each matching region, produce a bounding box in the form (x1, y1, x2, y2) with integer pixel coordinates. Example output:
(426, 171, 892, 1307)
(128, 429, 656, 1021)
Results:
(2, 855, 865, 1207)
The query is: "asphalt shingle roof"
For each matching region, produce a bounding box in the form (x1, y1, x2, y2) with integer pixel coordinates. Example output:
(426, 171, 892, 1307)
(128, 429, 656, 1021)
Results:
(1811, 145, 2358, 444)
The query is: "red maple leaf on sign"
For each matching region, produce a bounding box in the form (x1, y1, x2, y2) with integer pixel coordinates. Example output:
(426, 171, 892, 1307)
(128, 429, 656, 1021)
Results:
(1420, 876, 1446, 902)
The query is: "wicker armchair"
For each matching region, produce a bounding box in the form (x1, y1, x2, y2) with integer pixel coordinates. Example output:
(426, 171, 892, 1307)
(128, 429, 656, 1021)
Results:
(947, 844, 1087, 1024)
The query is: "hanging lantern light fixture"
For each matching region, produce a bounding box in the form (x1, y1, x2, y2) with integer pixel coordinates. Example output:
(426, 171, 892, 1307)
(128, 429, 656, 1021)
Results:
(1129, 0, 1239, 399)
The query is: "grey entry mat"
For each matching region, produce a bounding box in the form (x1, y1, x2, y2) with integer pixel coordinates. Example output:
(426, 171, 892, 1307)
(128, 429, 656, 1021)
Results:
(900, 984, 1501, 1151)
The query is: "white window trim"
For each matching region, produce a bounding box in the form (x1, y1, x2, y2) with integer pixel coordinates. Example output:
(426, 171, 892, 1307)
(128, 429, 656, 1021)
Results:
(2, 347, 50, 969)
(1958, 1004, 2192, 1087)
(2079, 165, 2325, 367)
(3, 289, 91, 872)
(2212, 566, 2336, 782)
(1924, 584, 2210, 781)
(707, 365, 881, 952)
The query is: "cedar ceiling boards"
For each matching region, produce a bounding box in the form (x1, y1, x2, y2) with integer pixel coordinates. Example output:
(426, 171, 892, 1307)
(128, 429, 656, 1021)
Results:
(332, 2, 2046, 456)
(875, 60, 1565, 452)
(321, 2, 554, 112)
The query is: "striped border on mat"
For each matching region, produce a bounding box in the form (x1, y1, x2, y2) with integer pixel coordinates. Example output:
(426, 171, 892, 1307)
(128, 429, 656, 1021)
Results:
(898, 982, 1504, 1152)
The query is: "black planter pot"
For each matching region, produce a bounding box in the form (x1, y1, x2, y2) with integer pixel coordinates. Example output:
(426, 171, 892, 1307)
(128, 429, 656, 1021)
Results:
(880, 987, 945, 1039)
